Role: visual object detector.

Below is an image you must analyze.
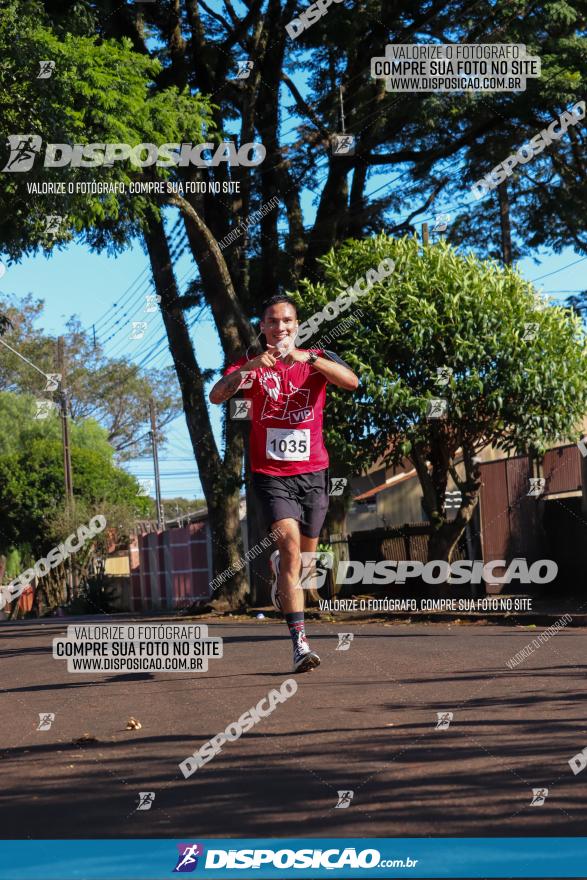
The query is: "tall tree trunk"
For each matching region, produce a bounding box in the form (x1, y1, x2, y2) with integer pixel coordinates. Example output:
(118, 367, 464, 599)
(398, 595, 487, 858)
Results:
(305, 163, 350, 276)
(243, 435, 273, 606)
(498, 181, 512, 266)
(144, 215, 248, 607)
(166, 193, 253, 355)
(427, 519, 469, 563)
(256, 0, 289, 295)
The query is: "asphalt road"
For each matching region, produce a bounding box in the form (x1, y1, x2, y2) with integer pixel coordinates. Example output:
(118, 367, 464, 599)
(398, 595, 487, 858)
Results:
(1, 616, 586, 839)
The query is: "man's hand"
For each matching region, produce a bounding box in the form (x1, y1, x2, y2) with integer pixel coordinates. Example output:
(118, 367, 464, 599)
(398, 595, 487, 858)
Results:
(209, 349, 278, 404)
(243, 349, 278, 371)
(277, 345, 309, 366)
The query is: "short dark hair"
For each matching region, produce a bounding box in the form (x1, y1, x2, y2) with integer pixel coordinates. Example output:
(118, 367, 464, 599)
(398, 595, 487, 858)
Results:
(260, 294, 298, 318)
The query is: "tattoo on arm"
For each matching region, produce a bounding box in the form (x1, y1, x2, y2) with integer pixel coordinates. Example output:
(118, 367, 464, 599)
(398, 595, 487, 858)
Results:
(213, 371, 246, 402)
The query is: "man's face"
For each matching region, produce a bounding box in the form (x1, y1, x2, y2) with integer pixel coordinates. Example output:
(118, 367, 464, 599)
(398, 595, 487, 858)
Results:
(260, 302, 299, 353)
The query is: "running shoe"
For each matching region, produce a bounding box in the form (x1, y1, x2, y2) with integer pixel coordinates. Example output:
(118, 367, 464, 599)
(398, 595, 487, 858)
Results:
(293, 637, 321, 673)
(269, 550, 282, 612)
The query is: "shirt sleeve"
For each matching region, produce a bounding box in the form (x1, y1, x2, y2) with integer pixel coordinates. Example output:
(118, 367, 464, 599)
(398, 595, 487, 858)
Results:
(223, 356, 248, 376)
(222, 355, 258, 396)
(321, 349, 353, 370)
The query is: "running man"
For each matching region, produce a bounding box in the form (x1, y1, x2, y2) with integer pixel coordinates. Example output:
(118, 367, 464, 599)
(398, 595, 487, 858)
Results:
(209, 295, 359, 673)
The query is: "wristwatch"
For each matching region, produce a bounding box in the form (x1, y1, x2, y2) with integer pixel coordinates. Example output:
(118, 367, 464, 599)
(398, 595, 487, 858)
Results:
(307, 351, 319, 365)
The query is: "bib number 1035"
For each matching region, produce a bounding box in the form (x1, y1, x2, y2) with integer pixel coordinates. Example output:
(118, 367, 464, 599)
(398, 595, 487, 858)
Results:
(266, 428, 310, 461)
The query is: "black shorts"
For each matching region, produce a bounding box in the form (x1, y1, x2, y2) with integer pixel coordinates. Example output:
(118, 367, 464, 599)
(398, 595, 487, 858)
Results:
(252, 468, 329, 538)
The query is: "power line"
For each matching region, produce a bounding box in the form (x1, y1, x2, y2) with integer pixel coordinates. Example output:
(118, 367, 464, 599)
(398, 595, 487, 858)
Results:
(134, 304, 208, 371)
(89, 226, 187, 338)
(530, 257, 587, 283)
(90, 267, 152, 334)
(130, 472, 200, 478)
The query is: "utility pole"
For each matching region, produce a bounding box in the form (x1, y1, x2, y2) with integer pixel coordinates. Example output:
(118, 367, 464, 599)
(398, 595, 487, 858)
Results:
(57, 337, 74, 508)
(57, 336, 75, 600)
(149, 397, 165, 530)
(422, 222, 430, 246)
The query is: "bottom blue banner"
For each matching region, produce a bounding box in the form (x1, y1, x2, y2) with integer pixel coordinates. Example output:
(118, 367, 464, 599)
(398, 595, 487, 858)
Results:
(0, 838, 585, 879)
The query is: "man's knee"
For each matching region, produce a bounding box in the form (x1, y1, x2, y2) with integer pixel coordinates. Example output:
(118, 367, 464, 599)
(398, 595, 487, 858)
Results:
(276, 533, 301, 566)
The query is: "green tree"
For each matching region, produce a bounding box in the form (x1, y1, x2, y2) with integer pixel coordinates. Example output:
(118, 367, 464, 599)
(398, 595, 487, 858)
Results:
(296, 235, 587, 561)
(0, 390, 113, 457)
(0, 433, 147, 553)
(0, 1, 215, 257)
(0, 295, 181, 457)
(0, 396, 150, 615)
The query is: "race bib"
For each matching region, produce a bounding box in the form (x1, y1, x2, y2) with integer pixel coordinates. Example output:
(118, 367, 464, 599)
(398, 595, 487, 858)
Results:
(266, 428, 310, 461)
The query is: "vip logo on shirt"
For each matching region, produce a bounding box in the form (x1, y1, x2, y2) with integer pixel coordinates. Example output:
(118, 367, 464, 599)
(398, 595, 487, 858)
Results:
(173, 843, 204, 873)
(290, 407, 313, 424)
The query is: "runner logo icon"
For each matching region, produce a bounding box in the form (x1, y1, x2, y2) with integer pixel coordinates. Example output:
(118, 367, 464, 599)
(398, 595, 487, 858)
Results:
(173, 843, 204, 872)
(2, 135, 42, 172)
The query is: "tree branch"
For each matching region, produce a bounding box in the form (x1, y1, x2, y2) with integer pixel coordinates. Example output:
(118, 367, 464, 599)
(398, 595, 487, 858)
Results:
(389, 177, 449, 232)
(282, 72, 330, 140)
(163, 193, 254, 354)
(197, 0, 232, 31)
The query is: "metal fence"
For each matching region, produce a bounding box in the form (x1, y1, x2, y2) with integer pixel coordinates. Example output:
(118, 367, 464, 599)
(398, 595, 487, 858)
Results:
(348, 522, 468, 565)
(478, 444, 585, 593)
(129, 521, 212, 611)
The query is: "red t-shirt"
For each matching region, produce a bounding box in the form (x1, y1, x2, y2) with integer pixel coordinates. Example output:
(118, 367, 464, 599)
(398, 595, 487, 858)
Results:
(224, 350, 329, 476)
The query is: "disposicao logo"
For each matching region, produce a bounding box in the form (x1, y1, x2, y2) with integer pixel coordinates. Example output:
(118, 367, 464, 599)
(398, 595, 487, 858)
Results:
(2, 136, 266, 171)
(173, 843, 204, 873)
(203, 846, 382, 870)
